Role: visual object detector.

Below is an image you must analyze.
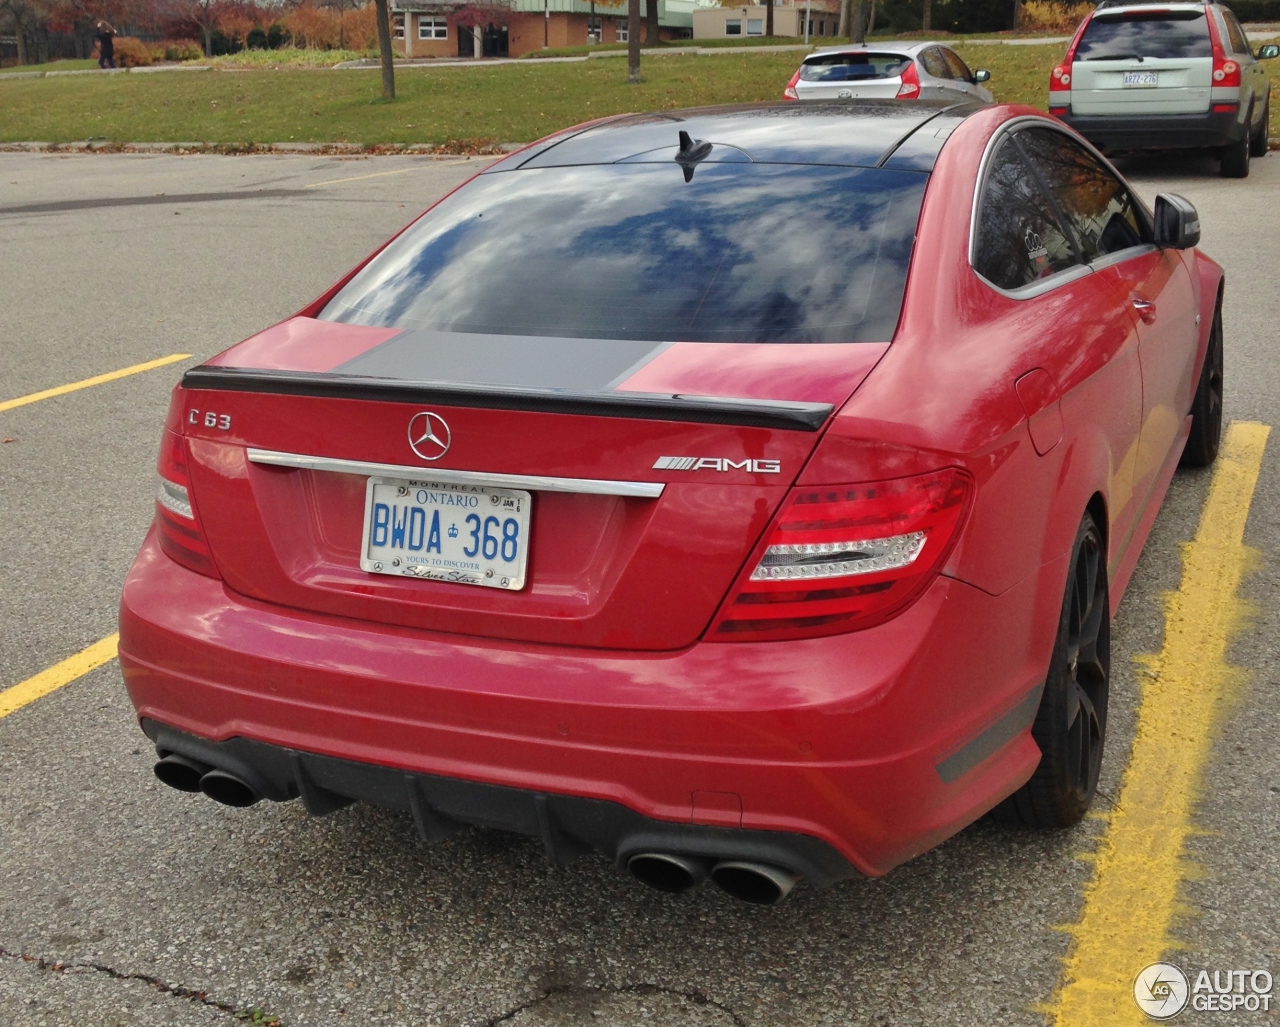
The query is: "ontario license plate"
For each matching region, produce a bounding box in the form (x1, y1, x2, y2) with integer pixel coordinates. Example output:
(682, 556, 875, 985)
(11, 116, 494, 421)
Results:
(1122, 71, 1159, 87)
(360, 476, 531, 590)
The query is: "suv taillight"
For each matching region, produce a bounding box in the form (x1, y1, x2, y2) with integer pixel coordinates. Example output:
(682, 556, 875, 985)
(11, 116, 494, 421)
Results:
(1207, 12, 1241, 86)
(784, 68, 801, 100)
(707, 469, 971, 642)
(156, 428, 220, 579)
(1048, 14, 1089, 109)
(896, 62, 921, 99)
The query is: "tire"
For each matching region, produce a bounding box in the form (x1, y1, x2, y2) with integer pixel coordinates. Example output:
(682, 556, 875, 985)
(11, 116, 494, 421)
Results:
(1221, 117, 1252, 177)
(991, 513, 1109, 829)
(1180, 300, 1224, 469)
(1249, 98, 1270, 159)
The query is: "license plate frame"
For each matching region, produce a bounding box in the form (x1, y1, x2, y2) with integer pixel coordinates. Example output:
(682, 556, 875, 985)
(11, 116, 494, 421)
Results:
(360, 476, 531, 591)
(1122, 71, 1159, 87)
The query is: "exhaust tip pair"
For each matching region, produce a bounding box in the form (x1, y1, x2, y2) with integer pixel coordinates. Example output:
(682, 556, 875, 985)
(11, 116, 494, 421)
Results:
(626, 852, 798, 905)
(154, 754, 261, 808)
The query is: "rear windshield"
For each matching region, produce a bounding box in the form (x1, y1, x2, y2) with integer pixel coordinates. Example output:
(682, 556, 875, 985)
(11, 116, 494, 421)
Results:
(319, 162, 926, 344)
(799, 52, 911, 81)
(1076, 11, 1211, 60)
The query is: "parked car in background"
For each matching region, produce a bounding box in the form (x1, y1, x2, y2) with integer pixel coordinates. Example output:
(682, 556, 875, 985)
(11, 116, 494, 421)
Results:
(785, 43, 993, 103)
(1050, 0, 1277, 177)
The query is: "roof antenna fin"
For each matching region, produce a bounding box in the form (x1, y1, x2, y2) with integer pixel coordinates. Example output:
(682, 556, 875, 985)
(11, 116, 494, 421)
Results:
(675, 130, 714, 183)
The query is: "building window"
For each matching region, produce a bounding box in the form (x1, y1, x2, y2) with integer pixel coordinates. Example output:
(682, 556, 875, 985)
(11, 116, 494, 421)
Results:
(817, 19, 826, 35)
(393, 12, 405, 38)
(588, 15, 601, 42)
(616, 18, 628, 41)
(746, 17, 763, 34)
(725, 18, 741, 34)
(419, 15, 447, 39)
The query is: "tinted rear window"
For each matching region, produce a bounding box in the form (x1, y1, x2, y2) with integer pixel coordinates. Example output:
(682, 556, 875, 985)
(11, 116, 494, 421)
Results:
(800, 52, 911, 81)
(320, 163, 926, 344)
(1076, 11, 1211, 60)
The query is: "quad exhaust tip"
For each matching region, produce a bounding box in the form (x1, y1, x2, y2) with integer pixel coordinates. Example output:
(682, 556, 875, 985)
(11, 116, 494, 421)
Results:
(153, 753, 211, 793)
(710, 861, 798, 905)
(626, 852, 709, 894)
(198, 769, 262, 808)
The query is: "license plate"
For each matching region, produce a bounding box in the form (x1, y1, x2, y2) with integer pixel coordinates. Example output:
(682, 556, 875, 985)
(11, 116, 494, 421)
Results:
(1122, 71, 1159, 87)
(360, 476, 531, 590)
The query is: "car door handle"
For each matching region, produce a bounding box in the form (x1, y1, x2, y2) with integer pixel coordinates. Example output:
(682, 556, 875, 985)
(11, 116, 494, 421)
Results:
(1131, 297, 1157, 324)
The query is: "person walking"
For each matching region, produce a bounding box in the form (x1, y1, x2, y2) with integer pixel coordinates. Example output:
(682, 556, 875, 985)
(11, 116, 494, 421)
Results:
(95, 20, 116, 69)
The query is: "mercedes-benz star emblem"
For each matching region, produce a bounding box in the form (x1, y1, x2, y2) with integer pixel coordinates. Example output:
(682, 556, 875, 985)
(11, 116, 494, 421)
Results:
(407, 411, 451, 462)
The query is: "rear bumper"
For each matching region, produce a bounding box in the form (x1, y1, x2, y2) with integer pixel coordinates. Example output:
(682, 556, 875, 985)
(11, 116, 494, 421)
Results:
(1059, 108, 1245, 151)
(119, 530, 1063, 879)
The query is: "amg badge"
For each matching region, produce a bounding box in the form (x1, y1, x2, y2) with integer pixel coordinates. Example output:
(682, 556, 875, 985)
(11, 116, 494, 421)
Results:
(653, 456, 781, 473)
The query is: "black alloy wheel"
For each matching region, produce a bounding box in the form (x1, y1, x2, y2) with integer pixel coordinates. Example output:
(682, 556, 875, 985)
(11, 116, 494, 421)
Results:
(1249, 98, 1270, 159)
(992, 513, 1109, 828)
(1221, 113, 1253, 177)
(1180, 300, 1224, 468)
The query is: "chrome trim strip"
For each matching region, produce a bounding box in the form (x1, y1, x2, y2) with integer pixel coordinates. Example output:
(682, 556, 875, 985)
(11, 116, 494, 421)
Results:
(976, 262, 1094, 301)
(1088, 243, 1158, 271)
(246, 449, 666, 499)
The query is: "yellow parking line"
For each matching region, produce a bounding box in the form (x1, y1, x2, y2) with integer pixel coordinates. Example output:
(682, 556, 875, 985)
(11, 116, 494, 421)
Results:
(0, 634, 119, 720)
(0, 354, 191, 413)
(1047, 420, 1270, 1026)
(305, 160, 472, 189)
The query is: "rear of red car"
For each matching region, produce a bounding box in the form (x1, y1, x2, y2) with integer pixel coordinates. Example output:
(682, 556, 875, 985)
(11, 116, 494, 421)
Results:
(120, 105, 1046, 896)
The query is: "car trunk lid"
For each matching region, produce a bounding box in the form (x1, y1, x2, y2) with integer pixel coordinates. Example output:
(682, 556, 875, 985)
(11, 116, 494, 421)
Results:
(179, 317, 889, 651)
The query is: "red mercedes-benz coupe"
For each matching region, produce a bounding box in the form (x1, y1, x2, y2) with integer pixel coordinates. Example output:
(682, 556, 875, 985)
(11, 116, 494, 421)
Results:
(121, 101, 1223, 905)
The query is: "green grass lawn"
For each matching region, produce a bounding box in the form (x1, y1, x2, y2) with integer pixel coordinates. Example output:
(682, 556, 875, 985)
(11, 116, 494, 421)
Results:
(0, 58, 101, 75)
(1, 42, 1275, 146)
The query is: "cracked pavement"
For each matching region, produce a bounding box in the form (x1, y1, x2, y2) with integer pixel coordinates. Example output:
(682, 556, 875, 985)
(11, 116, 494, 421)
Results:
(0, 149, 1277, 1026)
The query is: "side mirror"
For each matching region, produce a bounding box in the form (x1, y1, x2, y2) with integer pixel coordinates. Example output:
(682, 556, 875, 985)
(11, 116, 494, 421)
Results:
(1258, 44, 1279, 59)
(974, 69, 991, 83)
(1153, 193, 1200, 249)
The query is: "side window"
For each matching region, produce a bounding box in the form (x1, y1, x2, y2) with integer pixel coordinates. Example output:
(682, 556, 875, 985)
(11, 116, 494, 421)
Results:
(973, 135, 1079, 291)
(920, 48, 951, 79)
(941, 48, 973, 82)
(1223, 11, 1250, 56)
(1017, 128, 1151, 262)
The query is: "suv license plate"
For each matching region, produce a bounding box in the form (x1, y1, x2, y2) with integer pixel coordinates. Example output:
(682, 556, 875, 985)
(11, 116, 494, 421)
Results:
(1122, 71, 1159, 87)
(360, 476, 531, 590)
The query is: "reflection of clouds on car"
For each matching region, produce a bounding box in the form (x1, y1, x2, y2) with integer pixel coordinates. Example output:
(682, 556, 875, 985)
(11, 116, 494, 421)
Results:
(323, 163, 924, 344)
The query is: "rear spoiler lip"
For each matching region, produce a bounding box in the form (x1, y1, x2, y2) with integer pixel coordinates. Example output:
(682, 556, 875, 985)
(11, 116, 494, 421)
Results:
(181, 366, 835, 432)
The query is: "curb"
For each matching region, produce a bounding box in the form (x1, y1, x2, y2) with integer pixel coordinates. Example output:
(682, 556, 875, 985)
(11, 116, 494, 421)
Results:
(0, 65, 212, 79)
(0, 140, 516, 156)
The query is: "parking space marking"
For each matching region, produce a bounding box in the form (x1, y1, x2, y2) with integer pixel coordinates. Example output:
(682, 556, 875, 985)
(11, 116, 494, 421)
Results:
(304, 161, 473, 189)
(0, 354, 191, 413)
(1049, 421, 1270, 1026)
(0, 634, 119, 719)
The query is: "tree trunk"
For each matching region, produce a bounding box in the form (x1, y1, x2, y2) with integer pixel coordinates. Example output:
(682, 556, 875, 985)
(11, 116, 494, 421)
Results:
(374, 0, 396, 99)
(15, 20, 28, 65)
(921, 0, 931, 32)
(203, 25, 212, 55)
(765, 0, 773, 37)
(851, 0, 864, 42)
(867, 0, 876, 34)
(646, 0, 659, 44)
(1012, 0, 1022, 30)
(837, 0, 849, 39)
(590, 0, 595, 42)
(36, 22, 48, 63)
(628, 0, 640, 81)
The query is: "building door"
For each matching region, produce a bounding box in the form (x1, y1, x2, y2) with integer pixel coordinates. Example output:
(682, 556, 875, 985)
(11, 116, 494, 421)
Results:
(481, 23, 508, 56)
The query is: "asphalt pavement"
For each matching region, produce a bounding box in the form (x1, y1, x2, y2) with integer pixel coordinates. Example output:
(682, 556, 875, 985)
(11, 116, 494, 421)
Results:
(0, 148, 1276, 1027)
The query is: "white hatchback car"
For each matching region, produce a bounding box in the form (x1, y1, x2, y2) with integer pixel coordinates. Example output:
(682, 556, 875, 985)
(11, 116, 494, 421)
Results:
(784, 43, 993, 104)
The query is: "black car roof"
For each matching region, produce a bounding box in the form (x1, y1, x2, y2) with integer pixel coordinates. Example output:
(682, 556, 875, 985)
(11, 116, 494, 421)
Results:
(483, 100, 984, 174)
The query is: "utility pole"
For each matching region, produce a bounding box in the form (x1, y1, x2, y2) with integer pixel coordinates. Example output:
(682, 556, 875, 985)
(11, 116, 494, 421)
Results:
(544, 0, 549, 48)
(804, 0, 810, 43)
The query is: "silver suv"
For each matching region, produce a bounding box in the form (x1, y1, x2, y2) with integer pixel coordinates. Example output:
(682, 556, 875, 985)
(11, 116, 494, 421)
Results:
(1048, 0, 1277, 177)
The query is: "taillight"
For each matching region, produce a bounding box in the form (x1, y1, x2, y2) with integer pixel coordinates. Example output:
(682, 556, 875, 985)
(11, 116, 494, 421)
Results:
(1207, 14, 1241, 87)
(708, 468, 972, 642)
(1049, 15, 1087, 99)
(784, 69, 801, 100)
(896, 62, 920, 99)
(156, 428, 220, 578)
